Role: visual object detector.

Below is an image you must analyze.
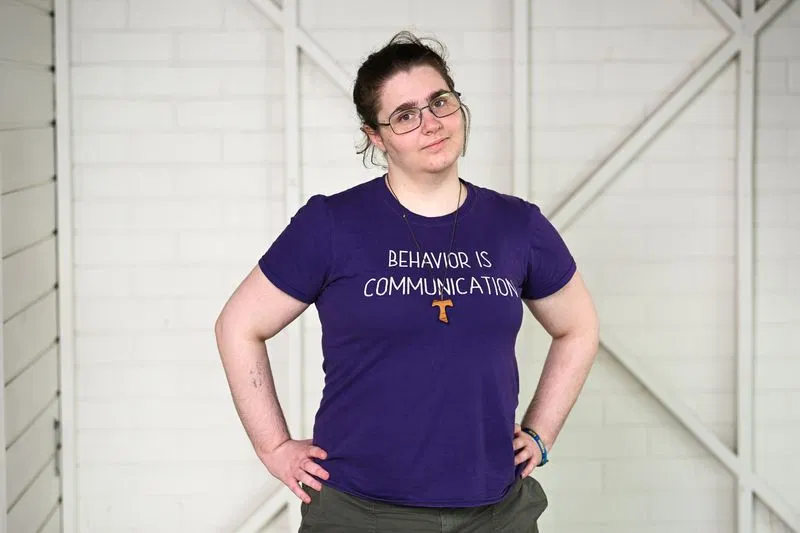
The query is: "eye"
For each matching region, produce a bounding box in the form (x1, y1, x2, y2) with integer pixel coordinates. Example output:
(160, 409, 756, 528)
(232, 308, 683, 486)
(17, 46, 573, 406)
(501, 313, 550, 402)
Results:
(431, 97, 447, 108)
(395, 111, 415, 122)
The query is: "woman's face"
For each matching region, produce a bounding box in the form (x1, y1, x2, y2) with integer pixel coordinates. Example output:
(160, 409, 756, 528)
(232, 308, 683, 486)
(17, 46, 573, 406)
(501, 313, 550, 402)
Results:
(366, 65, 465, 177)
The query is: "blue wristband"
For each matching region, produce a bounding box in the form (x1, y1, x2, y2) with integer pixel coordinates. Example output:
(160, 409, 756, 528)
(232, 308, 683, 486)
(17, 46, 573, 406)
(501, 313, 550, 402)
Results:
(521, 427, 549, 467)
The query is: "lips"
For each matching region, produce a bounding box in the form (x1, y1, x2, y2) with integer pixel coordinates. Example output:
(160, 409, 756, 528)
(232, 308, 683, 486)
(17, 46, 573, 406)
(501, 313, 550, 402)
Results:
(423, 138, 448, 150)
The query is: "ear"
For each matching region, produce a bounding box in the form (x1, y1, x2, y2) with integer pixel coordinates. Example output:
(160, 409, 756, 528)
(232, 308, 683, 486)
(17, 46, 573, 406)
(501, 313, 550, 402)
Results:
(362, 125, 386, 153)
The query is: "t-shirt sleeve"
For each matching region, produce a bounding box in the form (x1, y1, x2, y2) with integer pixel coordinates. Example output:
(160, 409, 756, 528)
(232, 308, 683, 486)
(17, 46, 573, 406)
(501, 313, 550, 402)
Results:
(258, 194, 333, 304)
(520, 203, 577, 300)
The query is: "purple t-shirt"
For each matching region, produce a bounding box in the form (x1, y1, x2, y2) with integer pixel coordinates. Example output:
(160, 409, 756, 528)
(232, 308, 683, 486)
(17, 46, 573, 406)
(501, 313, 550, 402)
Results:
(258, 176, 576, 507)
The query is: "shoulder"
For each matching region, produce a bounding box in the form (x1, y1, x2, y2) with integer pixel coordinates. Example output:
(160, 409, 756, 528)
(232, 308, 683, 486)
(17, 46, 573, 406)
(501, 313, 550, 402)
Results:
(300, 176, 385, 218)
(469, 182, 547, 226)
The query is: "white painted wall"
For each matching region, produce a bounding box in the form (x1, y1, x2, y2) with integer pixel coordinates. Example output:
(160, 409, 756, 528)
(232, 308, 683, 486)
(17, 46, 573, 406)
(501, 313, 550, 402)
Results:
(66, 0, 800, 532)
(69, 0, 288, 530)
(754, 2, 800, 527)
(527, 1, 735, 530)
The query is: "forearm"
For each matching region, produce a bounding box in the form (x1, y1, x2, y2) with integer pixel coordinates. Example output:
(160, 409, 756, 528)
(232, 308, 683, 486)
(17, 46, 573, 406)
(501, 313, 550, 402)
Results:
(215, 324, 290, 456)
(520, 331, 598, 450)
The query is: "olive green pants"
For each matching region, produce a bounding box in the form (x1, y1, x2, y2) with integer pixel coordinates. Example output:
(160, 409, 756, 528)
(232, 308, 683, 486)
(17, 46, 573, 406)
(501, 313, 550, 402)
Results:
(299, 476, 547, 533)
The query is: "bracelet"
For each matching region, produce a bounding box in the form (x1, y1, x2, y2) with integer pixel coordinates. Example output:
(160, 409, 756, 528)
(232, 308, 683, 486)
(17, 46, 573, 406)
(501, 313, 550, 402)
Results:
(521, 427, 549, 467)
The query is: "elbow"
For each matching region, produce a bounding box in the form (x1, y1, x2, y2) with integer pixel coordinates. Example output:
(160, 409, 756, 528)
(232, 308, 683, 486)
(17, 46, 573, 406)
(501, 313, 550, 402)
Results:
(214, 311, 229, 356)
(214, 313, 225, 341)
(567, 326, 599, 357)
(214, 304, 242, 352)
(561, 312, 600, 359)
(589, 328, 600, 358)
(584, 307, 600, 355)
(214, 306, 269, 351)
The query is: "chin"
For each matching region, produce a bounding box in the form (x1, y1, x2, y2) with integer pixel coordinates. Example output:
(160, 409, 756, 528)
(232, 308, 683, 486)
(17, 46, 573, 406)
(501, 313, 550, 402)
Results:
(420, 148, 461, 174)
(419, 159, 456, 175)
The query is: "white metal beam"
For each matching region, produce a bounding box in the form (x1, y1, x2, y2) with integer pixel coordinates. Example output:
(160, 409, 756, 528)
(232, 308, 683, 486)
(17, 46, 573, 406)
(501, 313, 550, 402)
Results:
(54, 0, 76, 531)
(248, 0, 352, 95)
(736, 2, 756, 533)
(296, 30, 352, 95)
(754, 0, 796, 33)
(512, 0, 530, 199)
(548, 35, 740, 230)
(248, 0, 283, 28)
(600, 332, 800, 532)
(234, 487, 289, 533)
(700, 0, 743, 32)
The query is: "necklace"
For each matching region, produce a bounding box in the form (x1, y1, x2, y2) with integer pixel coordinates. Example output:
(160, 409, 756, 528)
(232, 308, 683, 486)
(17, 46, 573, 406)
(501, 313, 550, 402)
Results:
(385, 174, 462, 324)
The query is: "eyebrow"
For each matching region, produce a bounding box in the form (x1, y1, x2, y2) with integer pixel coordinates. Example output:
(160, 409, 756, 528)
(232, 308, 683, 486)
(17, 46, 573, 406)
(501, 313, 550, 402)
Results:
(388, 89, 449, 117)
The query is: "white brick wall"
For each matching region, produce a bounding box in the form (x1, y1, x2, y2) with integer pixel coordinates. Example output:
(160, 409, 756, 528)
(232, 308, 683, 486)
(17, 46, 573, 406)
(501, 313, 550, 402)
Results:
(70, 0, 288, 531)
(68, 0, 800, 532)
(527, 2, 736, 531)
(526, 1, 798, 533)
(529, 0, 728, 209)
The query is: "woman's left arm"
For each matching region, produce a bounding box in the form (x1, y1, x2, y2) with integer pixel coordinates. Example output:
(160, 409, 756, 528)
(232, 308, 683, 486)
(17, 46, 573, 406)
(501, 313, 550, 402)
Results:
(518, 270, 600, 470)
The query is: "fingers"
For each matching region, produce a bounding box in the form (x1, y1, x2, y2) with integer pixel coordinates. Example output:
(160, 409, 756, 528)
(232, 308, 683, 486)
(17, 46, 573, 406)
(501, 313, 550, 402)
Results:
(297, 470, 323, 492)
(285, 463, 328, 503)
(280, 443, 331, 504)
(288, 462, 326, 502)
(300, 456, 330, 481)
(305, 461, 330, 481)
(516, 444, 538, 478)
(307, 445, 328, 461)
(513, 430, 543, 473)
(514, 445, 533, 466)
(521, 463, 536, 478)
(301, 444, 330, 480)
(287, 479, 312, 504)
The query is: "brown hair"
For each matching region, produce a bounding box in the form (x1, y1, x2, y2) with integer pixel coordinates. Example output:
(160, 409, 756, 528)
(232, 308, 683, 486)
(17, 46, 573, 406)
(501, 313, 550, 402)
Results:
(352, 31, 471, 167)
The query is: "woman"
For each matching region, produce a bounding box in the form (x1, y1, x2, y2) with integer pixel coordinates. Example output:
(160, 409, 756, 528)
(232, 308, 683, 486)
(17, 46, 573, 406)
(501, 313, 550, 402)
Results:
(215, 31, 599, 532)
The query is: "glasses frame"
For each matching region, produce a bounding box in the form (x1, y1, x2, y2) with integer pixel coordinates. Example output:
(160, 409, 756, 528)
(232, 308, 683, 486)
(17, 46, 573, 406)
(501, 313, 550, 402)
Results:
(377, 91, 463, 135)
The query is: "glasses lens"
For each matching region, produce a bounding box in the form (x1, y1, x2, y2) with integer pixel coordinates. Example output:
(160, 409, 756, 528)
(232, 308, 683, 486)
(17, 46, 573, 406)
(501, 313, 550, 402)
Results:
(390, 109, 421, 134)
(387, 93, 462, 134)
(430, 93, 461, 117)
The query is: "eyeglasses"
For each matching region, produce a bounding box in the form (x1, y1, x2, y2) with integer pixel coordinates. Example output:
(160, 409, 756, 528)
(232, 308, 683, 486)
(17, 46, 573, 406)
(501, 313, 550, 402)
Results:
(377, 91, 463, 135)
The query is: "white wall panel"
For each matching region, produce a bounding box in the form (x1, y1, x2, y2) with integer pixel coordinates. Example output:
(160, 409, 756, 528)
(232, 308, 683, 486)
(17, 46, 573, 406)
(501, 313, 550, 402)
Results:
(0, 129, 55, 194)
(0, 2, 52, 65)
(1, 2, 61, 533)
(39, 509, 60, 533)
(1, 181, 56, 257)
(7, 457, 59, 533)
(4, 345, 58, 444)
(2, 236, 57, 320)
(17, 0, 53, 11)
(5, 401, 58, 506)
(3, 288, 57, 384)
(0, 67, 54, 128)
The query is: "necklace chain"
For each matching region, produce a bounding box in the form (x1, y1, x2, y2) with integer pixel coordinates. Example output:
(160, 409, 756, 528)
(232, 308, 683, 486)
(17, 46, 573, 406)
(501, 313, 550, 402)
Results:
(385, 174, 462, 302)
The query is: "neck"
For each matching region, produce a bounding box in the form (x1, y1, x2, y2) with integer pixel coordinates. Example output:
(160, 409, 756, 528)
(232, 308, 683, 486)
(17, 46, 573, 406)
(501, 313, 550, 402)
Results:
(385, 166, 465, 217)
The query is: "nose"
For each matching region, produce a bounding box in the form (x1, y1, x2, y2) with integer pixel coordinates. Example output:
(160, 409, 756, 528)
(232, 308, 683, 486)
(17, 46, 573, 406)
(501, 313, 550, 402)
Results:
(420, 107, 442, 133)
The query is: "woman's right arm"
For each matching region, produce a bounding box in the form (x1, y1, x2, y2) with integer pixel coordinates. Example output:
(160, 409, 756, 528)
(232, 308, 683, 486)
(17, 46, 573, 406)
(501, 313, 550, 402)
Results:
(214, 265, 329, 503)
